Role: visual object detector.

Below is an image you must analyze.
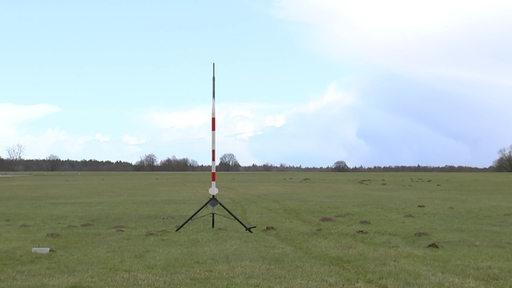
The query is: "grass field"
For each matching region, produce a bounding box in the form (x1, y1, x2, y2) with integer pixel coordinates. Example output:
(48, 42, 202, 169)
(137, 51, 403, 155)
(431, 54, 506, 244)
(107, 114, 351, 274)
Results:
(1, 172, 511, 287)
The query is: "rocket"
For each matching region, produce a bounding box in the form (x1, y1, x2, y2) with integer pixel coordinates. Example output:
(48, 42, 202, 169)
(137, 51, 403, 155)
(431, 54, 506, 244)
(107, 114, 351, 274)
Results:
(175, 63, 254, 233)
(209, 63, 219, 196)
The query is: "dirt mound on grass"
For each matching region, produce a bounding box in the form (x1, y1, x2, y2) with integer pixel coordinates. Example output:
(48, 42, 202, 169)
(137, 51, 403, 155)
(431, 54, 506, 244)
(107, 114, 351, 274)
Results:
(113, 225, 126, 232)
(319, 217, 335, 222)
(46, 232, 61, 238)
(145, 230, 169, 237)
(427, 242, 440, 248)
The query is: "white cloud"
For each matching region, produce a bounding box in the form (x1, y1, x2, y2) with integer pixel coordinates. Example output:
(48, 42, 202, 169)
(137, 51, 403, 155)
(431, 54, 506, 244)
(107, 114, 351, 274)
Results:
(145, 108, 209, 129)
(0, 103, 61, 156)
(222, 103, 287, 141)
(272, 0, 512, 166)
(0, 103, 119, 160)
(122, 134, 147, 145)
(0, 103, 60, 138)
(138, 83, 361, 166)
(247, 83, 365, 166)
(264, 114, 286, 128)
(94, 134, 110, 143)
(0, 103, 61, 124)
(143, 102, 290, 142)
(18, 129, 116, 160)
(297, 83, 356, 114)
(273, 0, 512, 87)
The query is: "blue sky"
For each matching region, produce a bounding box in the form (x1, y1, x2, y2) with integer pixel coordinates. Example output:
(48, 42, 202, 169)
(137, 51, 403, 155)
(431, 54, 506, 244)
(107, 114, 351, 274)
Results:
(1, 0, 511, 167)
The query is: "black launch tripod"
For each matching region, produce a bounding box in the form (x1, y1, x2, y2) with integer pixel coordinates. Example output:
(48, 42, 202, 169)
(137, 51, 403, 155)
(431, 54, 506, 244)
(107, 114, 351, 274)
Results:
(175, 195, 255, 233)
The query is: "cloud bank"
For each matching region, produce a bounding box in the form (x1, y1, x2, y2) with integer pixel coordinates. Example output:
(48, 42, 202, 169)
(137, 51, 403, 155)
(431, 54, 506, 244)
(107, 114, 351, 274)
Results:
(272, 0, 512, 166)
(139, 83, 361, 166)
(0, 103, 119, 161)
(273, 0, 512, 86)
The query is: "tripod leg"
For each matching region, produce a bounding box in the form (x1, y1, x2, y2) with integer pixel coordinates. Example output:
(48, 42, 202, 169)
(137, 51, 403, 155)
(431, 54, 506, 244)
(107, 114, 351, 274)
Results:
(216, 199, 255, 233)
(175, 198, 212, 232)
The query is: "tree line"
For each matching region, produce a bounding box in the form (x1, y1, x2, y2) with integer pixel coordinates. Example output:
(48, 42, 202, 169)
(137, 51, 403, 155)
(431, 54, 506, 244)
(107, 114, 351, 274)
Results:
(1, 144, 511, 172)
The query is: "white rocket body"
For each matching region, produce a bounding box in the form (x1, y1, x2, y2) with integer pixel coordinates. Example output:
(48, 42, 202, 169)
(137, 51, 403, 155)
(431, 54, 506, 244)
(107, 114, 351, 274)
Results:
(209, 63, 218, 196)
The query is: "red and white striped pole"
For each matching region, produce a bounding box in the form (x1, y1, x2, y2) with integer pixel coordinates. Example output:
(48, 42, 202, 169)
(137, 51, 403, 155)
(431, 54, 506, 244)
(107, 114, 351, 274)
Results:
(209, 63, 219, 196)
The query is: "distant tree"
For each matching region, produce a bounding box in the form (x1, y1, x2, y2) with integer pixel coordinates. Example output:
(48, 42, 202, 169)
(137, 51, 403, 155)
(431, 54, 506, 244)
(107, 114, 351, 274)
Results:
(159, 156, 198, 171)
(135, 154, 157, 171)
(218, 153, 241, 171)
(46, 154, 61, 171)
(7, 144, 24, 161)
(494, 145, 512, 172)
(332, 160, 349, 172)
(6, 144, 24, 170)
(0, 156, 6, 171)
(47, 154, 60, 161)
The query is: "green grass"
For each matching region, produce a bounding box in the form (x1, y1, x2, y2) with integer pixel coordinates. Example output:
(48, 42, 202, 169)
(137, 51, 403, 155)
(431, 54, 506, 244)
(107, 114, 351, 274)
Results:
(1, 172, 511, 287)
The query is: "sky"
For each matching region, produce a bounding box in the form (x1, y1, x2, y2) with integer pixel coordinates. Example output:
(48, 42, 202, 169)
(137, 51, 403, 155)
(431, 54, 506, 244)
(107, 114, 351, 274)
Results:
(1, 0, 511, 168)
